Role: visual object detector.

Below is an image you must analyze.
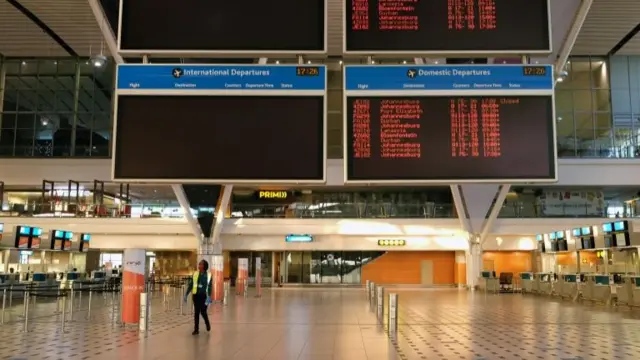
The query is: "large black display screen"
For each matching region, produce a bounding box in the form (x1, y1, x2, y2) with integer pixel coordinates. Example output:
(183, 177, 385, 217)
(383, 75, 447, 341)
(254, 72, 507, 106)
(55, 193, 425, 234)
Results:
(346, 0, 550, 53)
(346, 95, 555, 181)
(118, 0, 325, 52)
(114, 96, 324, 181)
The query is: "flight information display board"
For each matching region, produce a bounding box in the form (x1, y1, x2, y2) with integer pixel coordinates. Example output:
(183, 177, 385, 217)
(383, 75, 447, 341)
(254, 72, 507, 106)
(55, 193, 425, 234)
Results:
(117, 0, 326, 55)
(344, 65, 556, 183)
(345, 0, 551, 54)
(114, 65, 326, 183)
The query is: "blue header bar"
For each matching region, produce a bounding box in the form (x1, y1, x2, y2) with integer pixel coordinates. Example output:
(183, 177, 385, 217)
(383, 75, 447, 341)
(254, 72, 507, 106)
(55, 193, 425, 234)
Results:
(344, 65, 554, 91)
(117, 65, 326, 91)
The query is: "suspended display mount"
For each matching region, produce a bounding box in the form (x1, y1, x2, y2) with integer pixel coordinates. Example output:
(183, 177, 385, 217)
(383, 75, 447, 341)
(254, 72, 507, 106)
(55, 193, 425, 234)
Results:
(113, 64, 327, 184)
(343, 64, 556, 183)
(344, 0, 551, 55)
(117, 0, 326, 56)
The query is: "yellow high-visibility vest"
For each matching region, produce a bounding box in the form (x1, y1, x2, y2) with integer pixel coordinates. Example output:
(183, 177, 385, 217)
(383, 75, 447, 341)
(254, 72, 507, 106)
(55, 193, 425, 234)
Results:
(192, 271, 212, 295)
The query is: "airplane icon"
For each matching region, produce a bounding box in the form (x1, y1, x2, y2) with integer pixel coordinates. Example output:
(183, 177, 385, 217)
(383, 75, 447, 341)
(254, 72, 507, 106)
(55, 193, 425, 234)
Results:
(406, 69, 417, 79)
(172, 68, 184, 78)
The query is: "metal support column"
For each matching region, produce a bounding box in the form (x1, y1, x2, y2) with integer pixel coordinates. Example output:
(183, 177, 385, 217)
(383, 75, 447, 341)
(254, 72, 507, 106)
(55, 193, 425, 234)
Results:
(209, 185, 234, 256)
(554, 0, 594, 80)
(70, 61, 82, 156)
(87, 0, 124, 64)
(171, 185, 205, 244)
(0, 57, 5, 142)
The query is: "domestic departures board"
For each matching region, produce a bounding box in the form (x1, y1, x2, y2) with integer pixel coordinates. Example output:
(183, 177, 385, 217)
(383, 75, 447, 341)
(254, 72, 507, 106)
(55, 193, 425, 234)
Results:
(113, 65, 326, 184)
(344, 65, 556, 183)
(345, 0, 551, 54)
(117, 0, 326, 54)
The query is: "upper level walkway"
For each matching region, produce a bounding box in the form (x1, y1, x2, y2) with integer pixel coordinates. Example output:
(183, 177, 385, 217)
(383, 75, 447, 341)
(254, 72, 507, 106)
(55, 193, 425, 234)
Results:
(0, 201, 629, 220)
(4, 288, 638, 360)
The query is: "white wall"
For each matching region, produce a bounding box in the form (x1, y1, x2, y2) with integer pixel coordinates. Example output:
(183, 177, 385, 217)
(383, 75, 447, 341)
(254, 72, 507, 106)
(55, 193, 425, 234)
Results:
(0, 159, 111, 185)
(221, 234, 468, 251)
(1, 216, 635, 252)
(91, 234, 197, 250)
(4, 158, 640, 186)
(0, 217, 191, 235)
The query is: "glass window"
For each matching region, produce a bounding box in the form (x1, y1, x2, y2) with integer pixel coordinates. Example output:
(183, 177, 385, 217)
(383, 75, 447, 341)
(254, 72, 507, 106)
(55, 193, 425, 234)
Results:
(0, 58, 114, 158)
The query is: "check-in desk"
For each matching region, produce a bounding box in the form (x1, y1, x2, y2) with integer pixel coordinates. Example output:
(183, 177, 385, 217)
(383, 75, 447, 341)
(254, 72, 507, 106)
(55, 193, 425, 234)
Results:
(616, 276, 640, 307)
(533, 273, 554, 295)
(478, 271, 500, 293)
(520, 272, 533, 293)
(582, 274, 613, 305)
(557, 274, 580, 300)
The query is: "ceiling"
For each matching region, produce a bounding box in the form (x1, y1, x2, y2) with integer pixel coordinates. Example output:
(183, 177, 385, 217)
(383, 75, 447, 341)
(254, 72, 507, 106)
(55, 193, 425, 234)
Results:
(572, 0, 640, 56)
(1, 0, 640, 59)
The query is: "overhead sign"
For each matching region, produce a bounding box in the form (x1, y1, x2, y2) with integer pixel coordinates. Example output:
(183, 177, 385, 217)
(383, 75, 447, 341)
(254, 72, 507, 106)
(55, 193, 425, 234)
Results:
(118, 0, 326, 55)
(344, 65, 553, 91)
(345, 0, 551, 55)
(113, 65, 327, 184)
(285, 234, 313, 242)
(116, 65, 326, 91)
(344, 65, 556, 183)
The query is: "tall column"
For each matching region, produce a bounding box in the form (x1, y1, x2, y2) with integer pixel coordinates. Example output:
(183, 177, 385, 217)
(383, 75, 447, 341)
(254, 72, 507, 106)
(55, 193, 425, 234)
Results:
(467, 239, 482, 289)
(209, 185, 233, 256)
(0, 57, 5, 143)
(171, 184, 205, 244)
(454, 251, 466, 288)
(70, 60, 82, 156)
(451, 184, 509, 289)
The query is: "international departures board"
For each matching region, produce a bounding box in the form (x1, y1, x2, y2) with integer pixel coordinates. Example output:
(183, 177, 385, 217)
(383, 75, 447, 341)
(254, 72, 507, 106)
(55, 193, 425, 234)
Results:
(117, 0, 326, 54)
(344, 65, 557, 183)
(345, 0, 551, 54)
(113, 65, 327, 184)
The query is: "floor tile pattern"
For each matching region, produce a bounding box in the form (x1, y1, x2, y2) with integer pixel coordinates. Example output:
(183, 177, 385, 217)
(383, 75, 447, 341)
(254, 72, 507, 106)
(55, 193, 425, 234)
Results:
(1, 288, 640, 359)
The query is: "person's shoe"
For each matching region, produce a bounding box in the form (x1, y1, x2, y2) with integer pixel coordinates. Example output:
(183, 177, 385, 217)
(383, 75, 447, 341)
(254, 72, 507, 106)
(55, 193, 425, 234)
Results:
(192, 330, 199, 335)
(206, 324, 211, 332)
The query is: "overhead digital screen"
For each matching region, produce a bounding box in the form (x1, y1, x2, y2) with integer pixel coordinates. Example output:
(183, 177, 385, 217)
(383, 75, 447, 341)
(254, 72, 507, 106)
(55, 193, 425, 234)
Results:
(114, 65, 326, 183)
(345, 0, 551, 54)
(344, 65, 556, 183)
(118, 0, 326, 54)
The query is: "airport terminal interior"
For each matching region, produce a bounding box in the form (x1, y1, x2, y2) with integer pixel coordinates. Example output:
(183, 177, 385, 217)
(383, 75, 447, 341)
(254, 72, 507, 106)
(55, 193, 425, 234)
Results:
(3, 0, 640, 359)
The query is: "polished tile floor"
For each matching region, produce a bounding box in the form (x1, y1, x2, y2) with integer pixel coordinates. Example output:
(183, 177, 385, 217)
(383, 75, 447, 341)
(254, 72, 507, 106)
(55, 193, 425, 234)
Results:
(2, 288, 640, 359)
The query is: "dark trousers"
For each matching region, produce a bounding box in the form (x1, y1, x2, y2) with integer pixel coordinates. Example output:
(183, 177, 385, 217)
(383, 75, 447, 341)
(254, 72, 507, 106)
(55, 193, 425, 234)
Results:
(192, 293, 210, 331)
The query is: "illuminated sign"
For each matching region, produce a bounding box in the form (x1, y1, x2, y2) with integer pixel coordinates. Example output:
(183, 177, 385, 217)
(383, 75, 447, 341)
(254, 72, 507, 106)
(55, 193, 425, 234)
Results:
(572, 228, 581, 237)
(581, 227, 592, 235)
(285, 234, 313, 242)
(114, 65, 326, 184)
(345, 0, 551, 55)
(535, 234, 543, 241)
(81, 233, 91, 241)
(378, 239, 406, 247)
(344, 65, 555, 183)
(259, 191, 289, 200)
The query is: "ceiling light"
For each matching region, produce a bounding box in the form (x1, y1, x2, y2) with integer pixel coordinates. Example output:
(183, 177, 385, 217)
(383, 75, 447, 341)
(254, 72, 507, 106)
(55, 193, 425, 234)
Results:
(275, 60, 280, 64)
(402, 60, 407, 64)
(307, 60, 311, 64)
(338, 60, 343, 64)
(371, 60, 375, 64)
(434, 61, 439, 64)
(21, 61, 27, 66)
(91, 54, 107, 68)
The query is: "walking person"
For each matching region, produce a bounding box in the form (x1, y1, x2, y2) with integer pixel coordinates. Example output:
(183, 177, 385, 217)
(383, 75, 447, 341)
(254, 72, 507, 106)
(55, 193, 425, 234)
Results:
(184, 259, 212, 335)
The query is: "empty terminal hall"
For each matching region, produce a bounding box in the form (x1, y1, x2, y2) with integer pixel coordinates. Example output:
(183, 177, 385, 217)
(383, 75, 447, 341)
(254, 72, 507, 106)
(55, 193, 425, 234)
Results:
(2, 0, 640, 359)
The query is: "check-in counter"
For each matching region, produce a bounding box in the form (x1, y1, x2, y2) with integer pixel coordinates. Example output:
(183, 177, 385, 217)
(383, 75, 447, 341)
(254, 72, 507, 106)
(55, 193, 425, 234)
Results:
(534, 273, 554, 295)
(520, 272, 533, 293)
(478, 271, 500, 293)
(632, 277, 640, 307)
(582, 274, 613, 305)
(558, 274, 579, 300)
(615, 276, 634, 306)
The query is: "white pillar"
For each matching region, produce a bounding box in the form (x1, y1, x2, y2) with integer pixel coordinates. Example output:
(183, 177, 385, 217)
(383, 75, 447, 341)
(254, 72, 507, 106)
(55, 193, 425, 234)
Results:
(467, 239, 482, 290)
(210, 185, 233, 256)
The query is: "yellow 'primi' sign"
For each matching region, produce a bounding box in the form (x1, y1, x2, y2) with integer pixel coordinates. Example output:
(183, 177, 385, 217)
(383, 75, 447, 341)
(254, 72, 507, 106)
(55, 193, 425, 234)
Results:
(258, 191, 288, 199)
